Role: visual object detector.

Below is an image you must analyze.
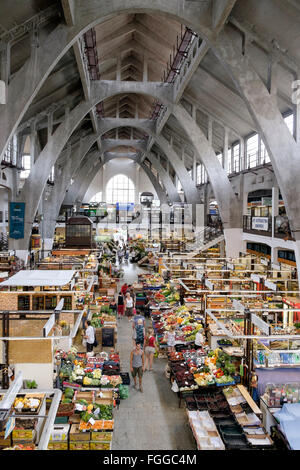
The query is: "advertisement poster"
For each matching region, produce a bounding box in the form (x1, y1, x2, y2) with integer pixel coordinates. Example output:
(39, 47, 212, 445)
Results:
(9, 202, 25, 239)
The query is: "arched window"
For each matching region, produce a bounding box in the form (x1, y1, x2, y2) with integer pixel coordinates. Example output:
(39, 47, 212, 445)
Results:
(106, 174, 135, 204)
(90, 192, 102, 203)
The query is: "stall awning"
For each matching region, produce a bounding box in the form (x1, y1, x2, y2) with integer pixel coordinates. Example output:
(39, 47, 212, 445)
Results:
(0, 270, 76, 287)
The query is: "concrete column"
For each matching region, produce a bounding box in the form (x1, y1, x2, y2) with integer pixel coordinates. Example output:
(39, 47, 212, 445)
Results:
(257, 135, 262, 166)
(223, 228, 243, 258)
(0, 41, 11, 86)
(30, 122, 37, 167)
(293, 73, 300, 143)
(116, 101, 119, 118)
(143, 56, 148, 82)
(267, 58, 278, 96)
(116, 56, 121, 81)
(223, 127, 229, 172)
(239, 138, 245, 172)
(192, 105, 197, 121)
(135, 164, 140, 204)
(193, 154, 197, 182)
(271, 186, 279, 238)
(207, 116, 213, 144)
(47, 112, 53, 142)
(135, 103, 138, 119)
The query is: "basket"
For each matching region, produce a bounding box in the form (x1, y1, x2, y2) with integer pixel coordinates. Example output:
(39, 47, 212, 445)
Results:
(56, 403, 75, 417)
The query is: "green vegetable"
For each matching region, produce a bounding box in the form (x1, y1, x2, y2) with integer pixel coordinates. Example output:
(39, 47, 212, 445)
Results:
(64, 387, 75, 399)
(62, 398, 72, 404)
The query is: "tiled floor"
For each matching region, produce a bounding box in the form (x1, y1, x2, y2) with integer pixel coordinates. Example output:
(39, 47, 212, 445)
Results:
(111, 261, 196, 450)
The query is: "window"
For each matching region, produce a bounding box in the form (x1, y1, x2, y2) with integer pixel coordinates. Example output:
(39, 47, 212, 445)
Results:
(232, 143, 240, 173)
(106, 174, 135, 204)
(227, 148, 232, 174)
(246, 134, 259, 168)
(196, 164, 207, 184)
(90, 192, 103, 203)
(261, 139, 271, 163)
(21, 155, 31, 179)
(216, 153, 222, 166)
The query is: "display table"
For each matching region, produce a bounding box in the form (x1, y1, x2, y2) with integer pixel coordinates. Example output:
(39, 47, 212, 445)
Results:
(260, 397, 280, 434)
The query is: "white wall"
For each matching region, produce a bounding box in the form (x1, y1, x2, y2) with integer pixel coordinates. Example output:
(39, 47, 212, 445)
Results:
(83, 158, 158, 204)
(14, 362, 54, 389)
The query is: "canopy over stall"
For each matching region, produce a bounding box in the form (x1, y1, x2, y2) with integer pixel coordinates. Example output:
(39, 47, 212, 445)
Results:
(0, 270, 76, 287)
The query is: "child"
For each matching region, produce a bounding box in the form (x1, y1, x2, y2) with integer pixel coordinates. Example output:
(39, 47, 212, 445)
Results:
(166, 326, 176, 353)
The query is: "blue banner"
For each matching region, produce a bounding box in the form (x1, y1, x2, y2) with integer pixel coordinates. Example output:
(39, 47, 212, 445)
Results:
(9, 202, 25, 239)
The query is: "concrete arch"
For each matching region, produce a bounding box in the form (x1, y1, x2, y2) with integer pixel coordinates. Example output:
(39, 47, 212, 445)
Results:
(43, 150, 169, 249)
(0, 1, 213, 161)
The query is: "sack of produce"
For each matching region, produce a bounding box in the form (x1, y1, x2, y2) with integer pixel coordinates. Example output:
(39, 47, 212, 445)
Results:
(118, 384, 129, 399)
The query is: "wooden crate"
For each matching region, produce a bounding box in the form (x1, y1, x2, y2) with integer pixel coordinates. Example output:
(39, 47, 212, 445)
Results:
(69, 424, 91, 441)
(69, 441, 90, 450)
(47, 441, 68, 450)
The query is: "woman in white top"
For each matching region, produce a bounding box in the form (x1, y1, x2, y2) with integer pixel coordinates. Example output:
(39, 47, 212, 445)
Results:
(124, 292, 134, 320)
(84, 320, 95, 352)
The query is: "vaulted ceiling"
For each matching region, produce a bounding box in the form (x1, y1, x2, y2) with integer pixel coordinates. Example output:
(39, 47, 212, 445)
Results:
(1, 0, 300, 171)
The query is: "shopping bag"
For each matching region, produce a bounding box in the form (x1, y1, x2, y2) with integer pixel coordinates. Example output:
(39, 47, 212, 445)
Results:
(171, 380, 179, 393)
(82, 338, 87, 347)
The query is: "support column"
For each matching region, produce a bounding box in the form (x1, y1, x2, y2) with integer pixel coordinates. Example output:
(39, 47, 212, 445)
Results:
(239, 138, 245, 172)
(207, 116, 213, 144)
(272, 186, 279, 239)
(223, 228, 243, 258)
(293, 73, 300, 144)
(116, 56, 121, 81)
(143, 56, 148, 82)
(267, 58, 278, 96)
(223, 127, 229, 173)
(193, 153, 197, 182)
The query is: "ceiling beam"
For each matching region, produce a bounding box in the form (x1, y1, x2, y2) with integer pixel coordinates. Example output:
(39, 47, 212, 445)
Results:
(61, 0, 75, 26)
(212, 0, 237, 32)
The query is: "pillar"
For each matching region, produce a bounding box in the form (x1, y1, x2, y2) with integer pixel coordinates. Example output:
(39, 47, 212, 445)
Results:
(271, 186, 279, 238)
(207, 116, 213, 144)
(116, 56, 121, 81)
(143, 56, 148, 82)
(223, 127, 229, 173)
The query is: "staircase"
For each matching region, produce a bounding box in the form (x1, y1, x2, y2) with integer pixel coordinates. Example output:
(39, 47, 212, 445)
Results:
(186, 226, 224, 256)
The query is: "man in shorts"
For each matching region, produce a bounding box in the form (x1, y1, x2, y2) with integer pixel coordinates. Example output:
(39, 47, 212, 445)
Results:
(130, 342, 145, 392)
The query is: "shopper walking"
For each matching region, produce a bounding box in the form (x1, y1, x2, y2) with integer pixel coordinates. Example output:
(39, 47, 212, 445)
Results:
(144, 328, 157, 371)
(132, 317, 145, 348)
(117, 291, 124, 319)
(117, 247, 124, 264)
(124, 291, 134, 321)
(84, 320, 95, 353)
(121, 282, 128, 296)
(130, 342, 145, 392)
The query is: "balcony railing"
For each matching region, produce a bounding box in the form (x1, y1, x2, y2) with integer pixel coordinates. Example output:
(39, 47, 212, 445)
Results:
(243, 215, 294, 240)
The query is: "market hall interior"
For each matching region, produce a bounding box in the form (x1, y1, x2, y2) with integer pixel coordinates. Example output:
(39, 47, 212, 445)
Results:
(0, 0, 300, 453)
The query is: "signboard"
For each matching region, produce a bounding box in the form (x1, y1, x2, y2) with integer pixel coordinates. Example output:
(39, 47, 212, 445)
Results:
(265, 280, 277, 291)
(5, 417, 15, 439)
(232, 299, 245, 312)
(251, 274, 261, 283)
(116, 202, 134, 212)
(251, 217, 269, 231)
(261, 258, 269, 266)
(227, 263, 234, 270)
(251, 313, 271, 335)
(9, 202, 25, 239)
(43, 314, 55, 337)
